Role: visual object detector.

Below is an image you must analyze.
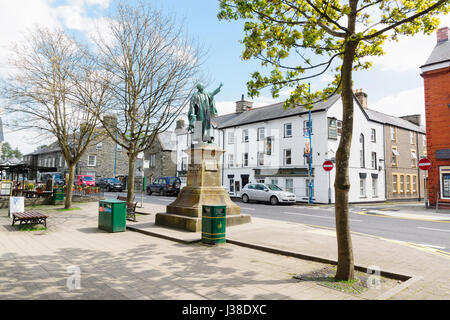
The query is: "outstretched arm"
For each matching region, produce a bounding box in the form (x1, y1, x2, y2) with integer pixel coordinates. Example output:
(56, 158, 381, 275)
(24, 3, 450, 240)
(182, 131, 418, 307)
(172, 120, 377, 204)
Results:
(210, 82, 223, 97)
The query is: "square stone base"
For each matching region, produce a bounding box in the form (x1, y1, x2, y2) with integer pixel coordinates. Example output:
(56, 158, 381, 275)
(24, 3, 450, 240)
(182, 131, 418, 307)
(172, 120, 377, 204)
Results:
(155, 212, 252, 232)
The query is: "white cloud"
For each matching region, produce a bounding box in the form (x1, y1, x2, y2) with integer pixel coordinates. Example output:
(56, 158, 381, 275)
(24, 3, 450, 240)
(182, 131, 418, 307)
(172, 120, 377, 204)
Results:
(370, 14, 450, 72)
(371, 87, 425, 125)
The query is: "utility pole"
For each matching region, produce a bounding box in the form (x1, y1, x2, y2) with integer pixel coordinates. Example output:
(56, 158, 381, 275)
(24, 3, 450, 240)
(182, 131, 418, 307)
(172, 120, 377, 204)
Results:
(308, 83, 313, 204)
(114, 130, 118, 177)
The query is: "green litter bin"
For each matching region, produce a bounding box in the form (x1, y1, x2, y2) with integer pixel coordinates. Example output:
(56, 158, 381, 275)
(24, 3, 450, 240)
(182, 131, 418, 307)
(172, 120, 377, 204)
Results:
(202, 205, 226, 245)
(98, 199, 126, 233)
(54, 187, 65, 201)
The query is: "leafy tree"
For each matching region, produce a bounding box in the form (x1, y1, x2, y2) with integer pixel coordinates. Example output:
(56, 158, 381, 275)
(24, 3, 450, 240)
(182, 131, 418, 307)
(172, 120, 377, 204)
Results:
(1, 142, 23, 159)
(218, 0, 449, 280)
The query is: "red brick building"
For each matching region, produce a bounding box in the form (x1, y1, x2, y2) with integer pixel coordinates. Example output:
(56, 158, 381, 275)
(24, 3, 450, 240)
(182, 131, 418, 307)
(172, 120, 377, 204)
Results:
(420, 27, 450, 207)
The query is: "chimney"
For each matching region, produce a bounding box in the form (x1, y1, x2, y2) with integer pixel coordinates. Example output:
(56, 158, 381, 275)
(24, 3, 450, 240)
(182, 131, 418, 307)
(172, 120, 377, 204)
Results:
(400, 114, 421, 126)
(175, 118, 185, 130)
(103, 115, 118, 130)
(437, 27, 449, 43)
(235, 94, 253, 113)
(354, 89, 368, 109)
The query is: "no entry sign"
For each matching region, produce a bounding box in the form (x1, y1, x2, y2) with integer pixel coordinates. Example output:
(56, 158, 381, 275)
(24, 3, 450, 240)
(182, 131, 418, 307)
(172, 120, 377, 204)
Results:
(323, 160, 334, 171)
(418, 158, 432, 171)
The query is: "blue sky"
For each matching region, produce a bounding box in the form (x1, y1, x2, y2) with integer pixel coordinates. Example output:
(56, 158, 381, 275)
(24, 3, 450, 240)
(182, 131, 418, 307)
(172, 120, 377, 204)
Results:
(0, 0, 448, 154)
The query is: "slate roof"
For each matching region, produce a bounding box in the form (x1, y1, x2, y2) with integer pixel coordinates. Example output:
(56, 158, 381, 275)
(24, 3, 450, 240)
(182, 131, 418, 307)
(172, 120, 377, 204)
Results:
(25, 142, 61, 156)
(158, 131, 177, 151)
(421, 37, 450, 68)
(364, 109, 425, 133)
(215, 94, 341, 129)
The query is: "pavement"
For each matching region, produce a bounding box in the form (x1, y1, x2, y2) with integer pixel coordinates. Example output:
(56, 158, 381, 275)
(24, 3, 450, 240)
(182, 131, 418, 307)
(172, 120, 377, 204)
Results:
(0, 201, 449, 300)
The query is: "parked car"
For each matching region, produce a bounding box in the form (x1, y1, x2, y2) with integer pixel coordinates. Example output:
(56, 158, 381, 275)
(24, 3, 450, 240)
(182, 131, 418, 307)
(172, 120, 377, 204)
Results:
(40, 172, 65, 186)
(96, 178, 124, 192)
(75, 175, 96, 187)
(146, 176, 181, 196)
(241, 183, 296, 205)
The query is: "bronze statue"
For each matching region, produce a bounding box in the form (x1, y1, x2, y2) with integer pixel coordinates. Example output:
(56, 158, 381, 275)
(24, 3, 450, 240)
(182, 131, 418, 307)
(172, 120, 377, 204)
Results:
(188, 82, 223, 143)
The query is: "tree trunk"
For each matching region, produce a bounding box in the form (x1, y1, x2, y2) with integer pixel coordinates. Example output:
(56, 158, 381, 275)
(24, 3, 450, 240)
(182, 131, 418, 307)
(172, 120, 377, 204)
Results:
(127, 154, 136, 204)
(64, 164, 75, 209)
(334, 40, 357, 281)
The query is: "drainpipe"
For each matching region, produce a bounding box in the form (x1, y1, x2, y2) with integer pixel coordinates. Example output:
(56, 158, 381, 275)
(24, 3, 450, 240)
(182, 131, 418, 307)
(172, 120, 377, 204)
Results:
(222, 129, 225, 186)
(383, 125, 387, 201)
(416, 131, 421, 201)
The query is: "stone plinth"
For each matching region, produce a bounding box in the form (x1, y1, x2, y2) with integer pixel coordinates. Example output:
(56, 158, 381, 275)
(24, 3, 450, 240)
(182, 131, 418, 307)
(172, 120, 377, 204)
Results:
(155, 144, 251, 232)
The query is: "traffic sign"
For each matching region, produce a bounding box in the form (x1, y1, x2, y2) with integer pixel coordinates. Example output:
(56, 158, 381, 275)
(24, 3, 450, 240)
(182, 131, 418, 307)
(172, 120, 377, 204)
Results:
(418, 158, 432, 171)
(323, 160, 334, 171)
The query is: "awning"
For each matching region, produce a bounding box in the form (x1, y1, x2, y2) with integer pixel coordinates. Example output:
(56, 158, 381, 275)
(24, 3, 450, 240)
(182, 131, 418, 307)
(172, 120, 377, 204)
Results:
(359, 172, 367, 179)
(411, 152, 417, 159)
(392, 149, 400, 156)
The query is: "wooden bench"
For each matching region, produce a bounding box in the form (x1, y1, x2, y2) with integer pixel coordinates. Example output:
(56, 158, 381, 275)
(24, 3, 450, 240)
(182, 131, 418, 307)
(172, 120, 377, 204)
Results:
(12, 211, 48, 230)
(117, 196, 137, 222)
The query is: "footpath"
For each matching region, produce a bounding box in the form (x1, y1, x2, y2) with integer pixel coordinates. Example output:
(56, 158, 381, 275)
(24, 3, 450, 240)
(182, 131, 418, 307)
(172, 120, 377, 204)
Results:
(0, 201, 448, 300)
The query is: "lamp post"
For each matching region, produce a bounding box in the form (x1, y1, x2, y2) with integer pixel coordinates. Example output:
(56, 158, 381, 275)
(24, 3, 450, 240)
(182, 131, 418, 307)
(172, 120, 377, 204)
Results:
(308, 83, 313, 204)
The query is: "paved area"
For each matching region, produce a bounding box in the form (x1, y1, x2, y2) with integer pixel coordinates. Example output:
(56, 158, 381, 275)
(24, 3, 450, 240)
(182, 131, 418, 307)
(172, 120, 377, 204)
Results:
(0, 201, 449, 300)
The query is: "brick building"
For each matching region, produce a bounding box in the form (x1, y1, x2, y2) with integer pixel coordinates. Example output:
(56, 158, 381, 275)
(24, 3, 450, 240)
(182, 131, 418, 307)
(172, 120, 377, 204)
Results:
(420, 26, 450, 207)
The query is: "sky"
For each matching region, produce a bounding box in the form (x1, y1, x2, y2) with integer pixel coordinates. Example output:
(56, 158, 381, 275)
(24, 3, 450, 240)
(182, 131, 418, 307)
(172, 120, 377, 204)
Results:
(0, 0, 448, 155)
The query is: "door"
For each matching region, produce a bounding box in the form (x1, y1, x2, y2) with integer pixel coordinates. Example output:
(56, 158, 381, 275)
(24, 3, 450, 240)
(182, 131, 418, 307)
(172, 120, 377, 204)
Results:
(254, 184, 266, 200)
(241, 175, 249, 189)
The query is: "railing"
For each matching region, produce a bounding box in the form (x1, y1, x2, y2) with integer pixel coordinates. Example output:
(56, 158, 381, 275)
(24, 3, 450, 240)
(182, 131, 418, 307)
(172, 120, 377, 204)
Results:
(71, 188, 104, 199)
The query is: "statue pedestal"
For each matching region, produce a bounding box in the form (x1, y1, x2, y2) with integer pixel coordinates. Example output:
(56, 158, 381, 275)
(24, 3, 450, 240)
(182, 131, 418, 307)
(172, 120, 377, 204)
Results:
(155, 144, 251, 232)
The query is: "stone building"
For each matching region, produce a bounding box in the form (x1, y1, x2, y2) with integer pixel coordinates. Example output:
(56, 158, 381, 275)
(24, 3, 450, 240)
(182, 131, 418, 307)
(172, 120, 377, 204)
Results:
(144, 130, 177, 184)
(420, 26, 450, 207)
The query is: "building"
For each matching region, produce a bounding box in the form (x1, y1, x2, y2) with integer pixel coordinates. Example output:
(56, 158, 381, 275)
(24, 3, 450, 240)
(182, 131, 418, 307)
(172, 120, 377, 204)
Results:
(363, 109, 427, 201)
(24, 128, 129, 181)
(177, 93, 388, 204)
(420, 26, 450, 207)
(144, 131, 178, 183)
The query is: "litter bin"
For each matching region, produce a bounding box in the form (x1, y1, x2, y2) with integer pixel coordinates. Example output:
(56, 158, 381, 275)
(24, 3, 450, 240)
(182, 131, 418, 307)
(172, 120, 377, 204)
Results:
(98, 199, 126, 233)
(54, 187, 65, 201)
(201, 205, 226, 245)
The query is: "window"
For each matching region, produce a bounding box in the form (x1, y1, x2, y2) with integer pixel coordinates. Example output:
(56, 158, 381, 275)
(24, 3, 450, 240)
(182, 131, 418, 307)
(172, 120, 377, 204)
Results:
(392, 147, 399, 166)
(88, 155, 96, 167)
(371, 152, 377, 169)
(284, 149, 292, 165)
(440, 167, 450, 198)
(410, 132, 415, 145)
(406, 175, 411, 193)
(285, 179, 294, 193)
(360, 134, 365, 168)
(371, 129, 376, 142)
(337, 120, 342, 135)
(235, 181, 241, 192)
(391, 127, 396, 141)
(411, 150, 417, 167)
(423, 135, 426, 147)
(399, 175, 404, 193)
(257, 128, 265, 141)
(59, 156, 63, 167)
(228, 154, 234, 168)
(242, 129, 249, 142)
(229, 178, 234, 193)
(271, 179, 278, 186)
(360, 178, 366, 197)
(328, 118, 337, 139)
(228, 132, 235, 144)
(303, 120, 312, 136)
(372, 177, 378, 197)
(96, 142, 103, 150)
(257, 152, 264, 166)
(393, 175, 398, 193)
(117, 144, 122, 152)
(150, 154, 156, 167)
(284, 123, 292, 137)
(413, 176, 417, 194)
(181, 157, 187, 171)
(265, 136, 273, 155)
(243, 153, 248, 167)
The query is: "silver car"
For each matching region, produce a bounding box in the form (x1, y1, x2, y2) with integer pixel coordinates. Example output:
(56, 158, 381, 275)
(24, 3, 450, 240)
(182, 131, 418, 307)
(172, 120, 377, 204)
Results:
(241, 183, 296, 205)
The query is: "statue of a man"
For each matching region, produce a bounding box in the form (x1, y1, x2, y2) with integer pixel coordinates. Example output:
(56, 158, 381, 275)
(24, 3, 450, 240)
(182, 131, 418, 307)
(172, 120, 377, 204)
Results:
(188, 82, 223, 143)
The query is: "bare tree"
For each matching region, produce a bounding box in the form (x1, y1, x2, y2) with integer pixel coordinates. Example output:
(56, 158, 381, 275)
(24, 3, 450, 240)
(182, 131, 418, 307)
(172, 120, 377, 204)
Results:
(94, 2, 205, 203)
(1, 28, 110, 209)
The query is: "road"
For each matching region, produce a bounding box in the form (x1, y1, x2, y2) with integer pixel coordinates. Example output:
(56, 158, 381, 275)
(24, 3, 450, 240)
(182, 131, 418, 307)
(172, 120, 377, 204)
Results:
(105, 191, 450, 254)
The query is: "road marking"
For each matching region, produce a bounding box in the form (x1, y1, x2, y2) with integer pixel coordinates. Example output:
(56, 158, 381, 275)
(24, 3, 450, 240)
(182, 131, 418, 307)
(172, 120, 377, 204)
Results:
(417, 227, 450, 233)
(283, 211, 362, 222)
(416, 243, 446, 250)
(157, 198, 172, 202)
(240, 207, 255, 211)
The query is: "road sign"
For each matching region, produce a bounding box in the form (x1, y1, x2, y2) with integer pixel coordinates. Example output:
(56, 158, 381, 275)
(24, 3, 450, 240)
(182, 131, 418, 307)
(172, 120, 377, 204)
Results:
(323, 160, 334, 171)
(418, 158, 432, 171)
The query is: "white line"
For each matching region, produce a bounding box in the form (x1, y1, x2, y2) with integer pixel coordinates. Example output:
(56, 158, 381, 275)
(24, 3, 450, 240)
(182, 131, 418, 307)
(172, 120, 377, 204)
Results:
(157, 198, 172, 202)
(417, 243, 446, 249)
(240, 207, 255, 211)
(417, 227, 450, 233)
(283, 211, 362, 222)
